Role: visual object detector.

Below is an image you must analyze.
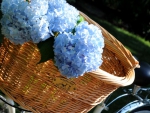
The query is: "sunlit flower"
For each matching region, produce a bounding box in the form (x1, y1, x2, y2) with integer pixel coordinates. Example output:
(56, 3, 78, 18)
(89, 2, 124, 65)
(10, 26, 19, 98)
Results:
(54, 21, 104, 78)
(1, 0, 50, 44)
(47, 0, 79, 33)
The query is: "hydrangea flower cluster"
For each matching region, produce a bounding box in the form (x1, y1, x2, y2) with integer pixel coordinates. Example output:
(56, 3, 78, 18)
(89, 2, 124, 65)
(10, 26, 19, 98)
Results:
(1, 0, 79, 44)
(1, 0, 104, 78)
(1, 0, 50, 44)
(54, 21, 104, 78)
(48, 0, 79, 33)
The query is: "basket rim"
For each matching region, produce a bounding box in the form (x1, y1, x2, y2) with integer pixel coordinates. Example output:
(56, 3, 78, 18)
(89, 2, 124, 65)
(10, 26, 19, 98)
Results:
(89, 68, 136, 86)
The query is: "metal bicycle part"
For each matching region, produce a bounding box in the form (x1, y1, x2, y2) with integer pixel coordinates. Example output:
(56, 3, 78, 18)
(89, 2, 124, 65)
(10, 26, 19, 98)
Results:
(129, 104, 150, 113)
(93, 84, 150, 113)
(93, 93, 131, 113)
(0, 95, 32, 113)
(0, 96, 14, 113)
(114, 86, 150, 113)
(116, 100, 150, 113)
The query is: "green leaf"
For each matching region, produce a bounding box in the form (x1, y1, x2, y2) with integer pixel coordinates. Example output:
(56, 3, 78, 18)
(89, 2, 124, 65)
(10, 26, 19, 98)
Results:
(37, 37, 54, 64)
(72, 15, 85, 34)
(77, 15, 84, 25)
(25, 0, 31, 3)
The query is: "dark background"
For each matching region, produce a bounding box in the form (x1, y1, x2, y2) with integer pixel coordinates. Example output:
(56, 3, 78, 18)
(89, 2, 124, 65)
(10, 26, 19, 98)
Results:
(67, 0, 150, 41)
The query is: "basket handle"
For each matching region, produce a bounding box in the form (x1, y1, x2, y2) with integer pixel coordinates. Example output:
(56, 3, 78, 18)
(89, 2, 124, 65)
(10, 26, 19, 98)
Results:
(89, 68, 136, 86)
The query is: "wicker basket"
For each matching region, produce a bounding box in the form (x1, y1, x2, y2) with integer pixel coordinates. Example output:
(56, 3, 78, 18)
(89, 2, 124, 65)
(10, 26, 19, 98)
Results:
(0, 12, 139, 113)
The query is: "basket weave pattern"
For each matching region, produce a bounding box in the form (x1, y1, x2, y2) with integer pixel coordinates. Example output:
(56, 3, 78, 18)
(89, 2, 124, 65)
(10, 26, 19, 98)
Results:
(0, 12, 139, 113)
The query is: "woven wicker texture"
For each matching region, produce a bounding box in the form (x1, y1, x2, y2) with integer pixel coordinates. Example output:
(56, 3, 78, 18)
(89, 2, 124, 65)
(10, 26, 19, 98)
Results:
(0, 12, 139, 113)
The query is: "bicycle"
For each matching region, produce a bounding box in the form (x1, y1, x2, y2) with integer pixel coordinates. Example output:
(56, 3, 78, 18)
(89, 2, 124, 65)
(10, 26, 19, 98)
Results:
(0, 61, 150, 113)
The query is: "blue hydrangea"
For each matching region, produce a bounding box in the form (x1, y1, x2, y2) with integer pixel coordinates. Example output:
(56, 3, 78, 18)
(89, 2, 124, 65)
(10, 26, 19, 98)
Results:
(47, 0, 79, 33)
(1, 0, 79, 44)
(1, 0, 51, 44)
(1, 0, 104, 79)
(54, 21, 104, 78)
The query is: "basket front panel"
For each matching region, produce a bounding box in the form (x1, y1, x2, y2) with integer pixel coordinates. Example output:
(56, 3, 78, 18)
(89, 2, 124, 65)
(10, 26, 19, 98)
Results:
(0, 38, 118, 112)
